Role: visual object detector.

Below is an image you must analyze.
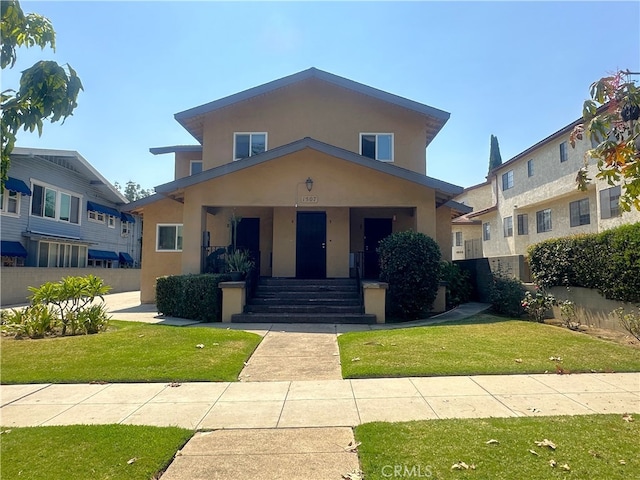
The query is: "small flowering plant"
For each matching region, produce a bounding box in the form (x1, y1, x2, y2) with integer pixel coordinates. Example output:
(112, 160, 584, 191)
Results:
(521, 287, 556, 323)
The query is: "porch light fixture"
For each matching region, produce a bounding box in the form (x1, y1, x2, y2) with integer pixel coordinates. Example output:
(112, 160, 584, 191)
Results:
(305, 177, 314, 192)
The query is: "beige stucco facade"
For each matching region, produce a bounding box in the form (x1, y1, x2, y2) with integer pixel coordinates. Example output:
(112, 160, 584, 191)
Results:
(130, 69, 463, 303)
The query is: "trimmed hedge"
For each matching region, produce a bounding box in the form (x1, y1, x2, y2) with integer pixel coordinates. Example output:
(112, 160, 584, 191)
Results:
(156, 274, 230, 322)
(528, 222, 640, 303)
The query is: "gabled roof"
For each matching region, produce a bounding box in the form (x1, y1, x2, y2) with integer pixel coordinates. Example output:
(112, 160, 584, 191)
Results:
(174, 67, 450, 146)
(145, 137, 463, 207)
(11, 147, 127, 205)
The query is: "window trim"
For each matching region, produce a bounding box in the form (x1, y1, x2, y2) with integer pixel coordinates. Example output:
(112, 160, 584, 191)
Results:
(30, 180, 82, 225)
(88, 210, 106, 223)
(502, 170, 514, 190)
(569, 198, 590, 227)
(156, 224, 183, 252)
(107, 215, 116, 229)
(536, 208, 553, 233)
(359, 133, 394, 162)
(503, 216, 513, 237)
(482, 222, 491, 241)
(517, 213, 528, 235)
(233, 132, 268, 161)
(37, 241, 87, 268)
(454, 231, 462, 247)
(190, 160, 203, 175)
(600, 186, 621, 219)
(0, 189, 21, 217)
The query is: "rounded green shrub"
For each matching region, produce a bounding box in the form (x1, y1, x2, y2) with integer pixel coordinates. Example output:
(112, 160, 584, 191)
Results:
(377, 230, 442, 319)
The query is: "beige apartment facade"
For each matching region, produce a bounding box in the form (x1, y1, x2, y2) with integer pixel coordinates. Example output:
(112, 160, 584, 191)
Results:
(127, 69, 469, 303)
(452, 119, 640, 264)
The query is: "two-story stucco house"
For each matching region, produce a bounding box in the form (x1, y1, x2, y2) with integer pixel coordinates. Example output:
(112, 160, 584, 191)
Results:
(126, 68, 470, 303)
(451, 118, 640, 270)
(1, 147, 141, 269)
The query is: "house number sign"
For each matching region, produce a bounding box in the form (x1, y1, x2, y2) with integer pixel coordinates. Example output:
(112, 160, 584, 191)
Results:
(300, 195, 318, 204)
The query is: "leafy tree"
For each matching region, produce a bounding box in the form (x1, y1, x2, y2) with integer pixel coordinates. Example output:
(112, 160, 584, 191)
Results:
(570, 69, 640, 211)
(114, 180, 154, 202)
(1, 0, 82, 191)
(488, 134, 503, 173)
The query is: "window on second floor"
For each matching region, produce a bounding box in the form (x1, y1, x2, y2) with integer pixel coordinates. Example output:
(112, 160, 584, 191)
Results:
(559, 141, 569, 162)
(360, 133, 393, 162)
(600, 186, 621, 219)
(517, 214, 528, 235)
(536, 208, 552, 233)
(31, 183, 81, 224)
(88, 210, 105, 223)
(503, 216, 513, 237)
(482, 222, 491, 241)
(1, 190, 20, 216)
(190, 161, 203, 175)
(527, 159, 534, 177)
(108, 215, 116, 228)
(502, 170, 514, 190)
(234, 133, 267, 160)
(569, 198, 590, 227)
(453, 231, 462, 247)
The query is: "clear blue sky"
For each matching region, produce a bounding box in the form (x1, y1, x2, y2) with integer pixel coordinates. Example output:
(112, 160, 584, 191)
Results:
(5, 1, 639, 191)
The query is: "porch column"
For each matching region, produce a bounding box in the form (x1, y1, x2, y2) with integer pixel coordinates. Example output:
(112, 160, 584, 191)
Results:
(182, 198, 206, 275)
(362, 281, 388, 324)
(219, 281, 246, 323)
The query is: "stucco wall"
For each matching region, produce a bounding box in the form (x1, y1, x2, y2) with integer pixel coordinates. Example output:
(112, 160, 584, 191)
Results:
(201, 78, 429, 174)
(1, 268, 140, 306)
(175, 150, 204, 180)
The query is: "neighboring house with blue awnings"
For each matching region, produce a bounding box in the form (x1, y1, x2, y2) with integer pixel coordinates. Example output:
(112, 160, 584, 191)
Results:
(1, 147, 142, 269)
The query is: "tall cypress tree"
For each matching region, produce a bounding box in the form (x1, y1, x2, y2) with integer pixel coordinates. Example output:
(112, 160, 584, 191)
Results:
(488, 134, 503, 173)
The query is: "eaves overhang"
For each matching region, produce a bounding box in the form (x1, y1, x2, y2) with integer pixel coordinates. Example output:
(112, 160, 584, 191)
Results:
(467, 205, 498, 219)
(149, 145, 203, 155)
(174, 68, 450, 146)
(153, 137, 464, 206)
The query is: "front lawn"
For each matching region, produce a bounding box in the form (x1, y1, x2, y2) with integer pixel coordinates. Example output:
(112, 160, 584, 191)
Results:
(1, 321, 262, 384)
(339, 315, 640, 378)
(0, 425, 193, 480)
(355, 414, 639, 479)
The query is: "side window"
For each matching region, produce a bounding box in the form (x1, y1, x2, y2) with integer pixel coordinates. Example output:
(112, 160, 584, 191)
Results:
(360, 133, 393, 161)
(234, 133, 267, 160)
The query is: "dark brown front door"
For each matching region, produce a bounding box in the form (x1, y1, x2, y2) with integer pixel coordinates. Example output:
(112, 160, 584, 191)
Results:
(364, 218, 392, 279)
(296, 212, 326, 278)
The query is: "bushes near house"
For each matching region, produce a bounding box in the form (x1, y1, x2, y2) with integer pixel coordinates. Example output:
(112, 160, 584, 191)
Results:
(1, 275, 111, 338)
(528, 222, 640, 303)
(489, 274, 526, 317)
(440, 261, 472, 309)
(377, 230, 441, 319)
(156, 274, 230, 322)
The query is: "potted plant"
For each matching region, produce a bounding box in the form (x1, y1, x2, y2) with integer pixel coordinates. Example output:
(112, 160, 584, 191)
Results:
(226, 249, 254, 281)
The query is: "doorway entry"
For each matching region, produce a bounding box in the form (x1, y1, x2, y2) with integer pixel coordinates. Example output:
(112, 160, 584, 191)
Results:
(234, 217, 260, 270)
(363, 218, 392, 279)
(296, 211, 326, 278)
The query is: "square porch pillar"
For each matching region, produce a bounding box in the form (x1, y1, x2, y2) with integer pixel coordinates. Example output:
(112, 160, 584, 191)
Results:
(362, 281, 389, 324)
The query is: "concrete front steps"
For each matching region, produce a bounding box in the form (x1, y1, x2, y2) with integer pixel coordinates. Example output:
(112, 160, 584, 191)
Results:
(231, 278, 376, 324)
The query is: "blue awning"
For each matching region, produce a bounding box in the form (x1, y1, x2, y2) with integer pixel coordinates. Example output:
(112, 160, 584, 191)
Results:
(119, 252, 134, 264)
(1, 241, 28, 257)
(120, 212, 136, 223)
(86, 201, 120, 217)
(88, 249, 119, 261)
(5, 177, 31, 196)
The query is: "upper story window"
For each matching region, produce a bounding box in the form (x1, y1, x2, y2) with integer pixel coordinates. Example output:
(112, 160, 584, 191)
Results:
(527, 159, 534, 177)
(190, 161, 203, 175)
(1, 190, 20, 216)
(536, 208, 552, 233)
(559, 142, 569, 162)
(157, 224, 183, 251)
(482, 222, 491, 241)
(234, 133, 267, 161)
(360, 133, 393, 162)
(31, 182, 81, 224)
(600, 186, 621, 219)
(88, 210, 105, 223)
(108, 215, 116, 228)
(453, 231, 462, 247)
(502, 170, 514, 190)
(569, 198, 590, 227)
(503, 216, 513, 237)
(517, 214, 528, 235)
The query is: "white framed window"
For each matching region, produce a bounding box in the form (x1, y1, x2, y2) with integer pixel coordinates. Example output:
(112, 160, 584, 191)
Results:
(360, 133, 393, 161)
(190, 161, 203, 175)
(37, 242, 87, 268)
(234, 133, 267, 160)
(156, 224, 183, 251)
(600, 186, 621, 219)
(570, 198, 590, 227)
(559, 142, 568, 162)
(454, 231, 462, 246)
(482, 222, 491, 241)
(108, 215, 116, 228)
(503, 216, 513, 237)
(517, 214, 528, 235)
(536, 209, 552, 233)
(121, 221, 130, 236)
(30, 182, 81, 224)
(527, 159, 534, 177)
(1, 190, 20, 216)
(88, 259, 112, 268)
(88, 210, 106, 223)
(502, 170, 514, 190)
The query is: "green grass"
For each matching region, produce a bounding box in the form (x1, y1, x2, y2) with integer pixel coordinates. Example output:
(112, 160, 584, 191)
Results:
(1, 320, 262, 384)
(355, 414, 640, 480)
(339, 315, 640, 378)
(0, 425, 193, 480)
